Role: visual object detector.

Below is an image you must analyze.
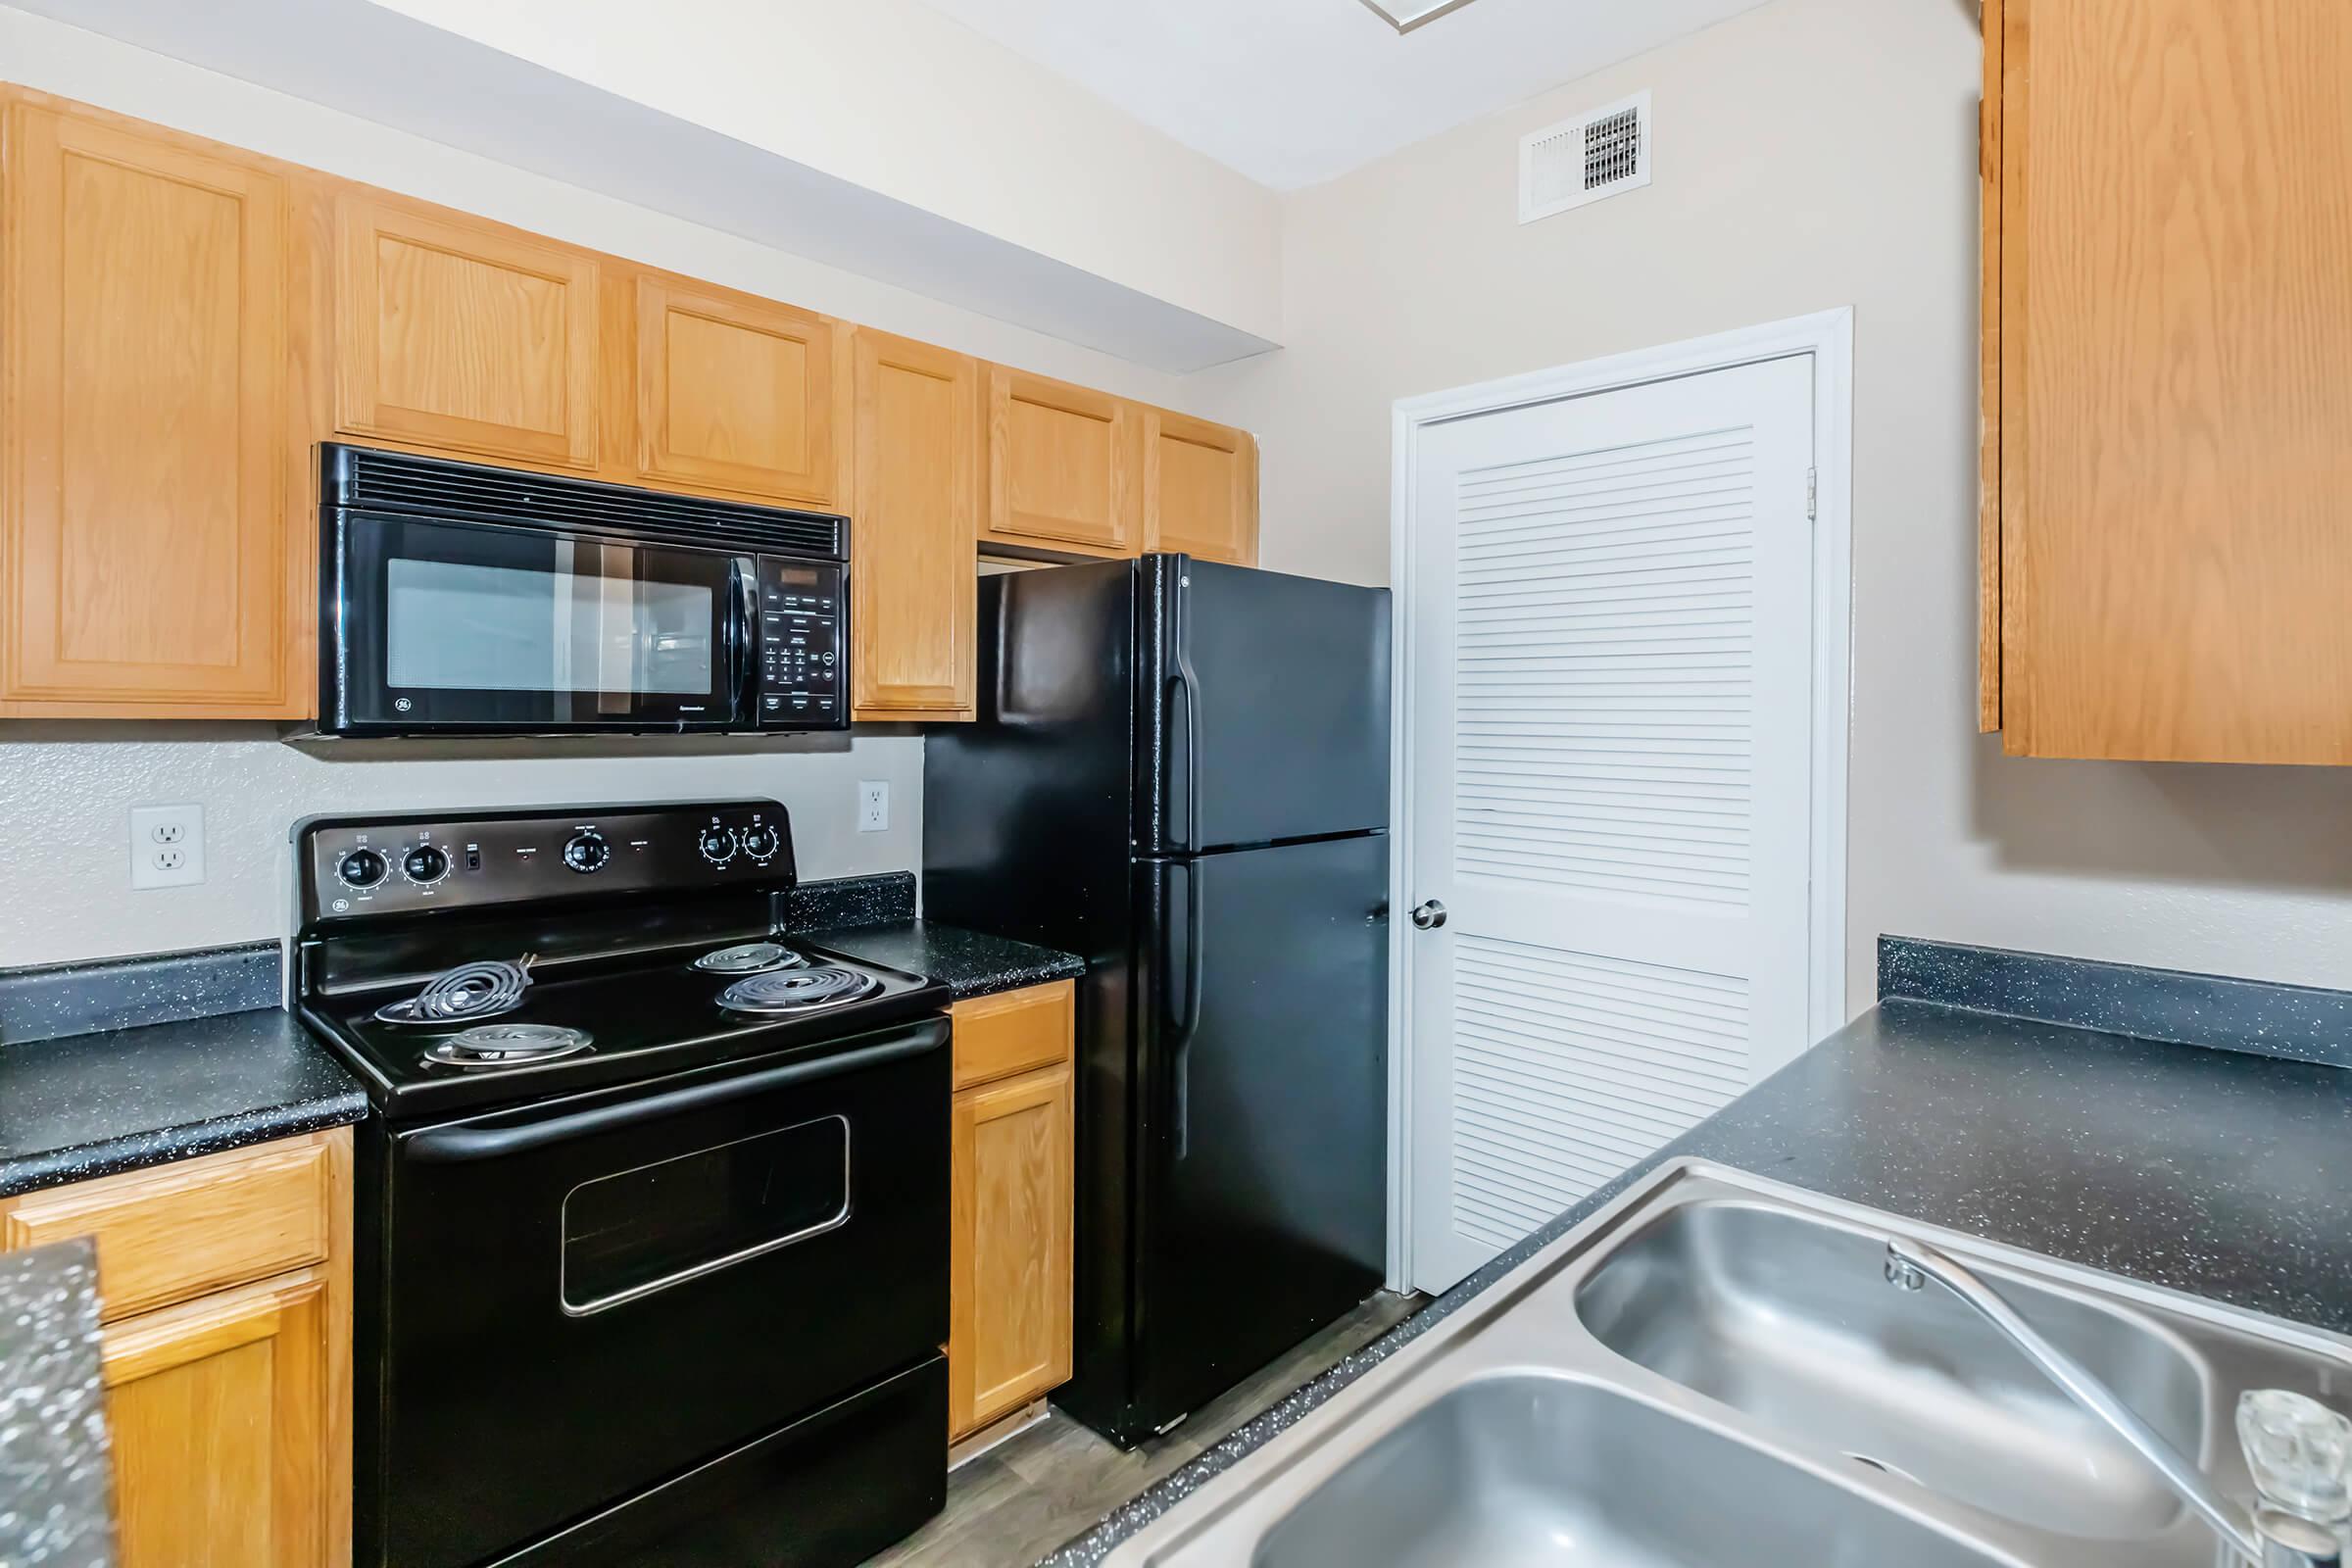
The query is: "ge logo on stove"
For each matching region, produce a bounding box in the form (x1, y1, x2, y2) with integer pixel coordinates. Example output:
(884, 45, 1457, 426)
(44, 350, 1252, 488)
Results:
(394, 697, 413, 712)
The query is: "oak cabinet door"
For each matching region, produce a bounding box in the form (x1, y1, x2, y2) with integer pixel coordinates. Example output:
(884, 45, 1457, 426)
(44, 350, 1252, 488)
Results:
(334, 192, 600, 468)
(851, 329, 979, 719)
(1144, 409, 1258, 565)
(949, 1062, 1076, 1438)
(634, 277, 844, 505)
(984, 367, 1142, 558)
(1984, 0, 2352, 761)
(0, 103, 305, 717)
(103, 1268, 337, 1568)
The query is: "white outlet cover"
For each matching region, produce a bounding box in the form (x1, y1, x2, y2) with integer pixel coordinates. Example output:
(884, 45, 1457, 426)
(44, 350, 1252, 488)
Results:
(129, 804, 206, 889)
(858, 781, 890, 834)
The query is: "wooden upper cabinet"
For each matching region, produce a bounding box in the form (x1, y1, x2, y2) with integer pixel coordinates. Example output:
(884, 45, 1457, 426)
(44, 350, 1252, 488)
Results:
(632, 275, 846, 507)
(1982, 0, 2352, 762)
(334, 192, 601, 469)
(984, 366, 1142, 558)
(0, 98, 308, 718)
(1144, 409, 1258, 565)
(851, 329, 979, 720)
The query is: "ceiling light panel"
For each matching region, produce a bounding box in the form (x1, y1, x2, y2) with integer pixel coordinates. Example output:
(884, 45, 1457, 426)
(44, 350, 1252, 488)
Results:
(1354, 0, 1484, 34)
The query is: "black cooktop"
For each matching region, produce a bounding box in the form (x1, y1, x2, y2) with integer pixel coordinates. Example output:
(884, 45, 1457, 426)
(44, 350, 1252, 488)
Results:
(301, 934, 943, 1120)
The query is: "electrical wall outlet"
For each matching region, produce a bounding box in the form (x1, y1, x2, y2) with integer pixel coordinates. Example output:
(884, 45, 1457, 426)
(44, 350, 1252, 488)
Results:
(858, 780, 890, 834)
(129, 804, 206, 889)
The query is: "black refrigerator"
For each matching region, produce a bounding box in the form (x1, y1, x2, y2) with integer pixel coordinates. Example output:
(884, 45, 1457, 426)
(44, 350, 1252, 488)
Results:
(925, 554, 1392, 1447)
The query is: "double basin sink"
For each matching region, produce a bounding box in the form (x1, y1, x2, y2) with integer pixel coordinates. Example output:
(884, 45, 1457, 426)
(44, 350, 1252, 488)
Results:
(1107, 1161, 2352, 1567)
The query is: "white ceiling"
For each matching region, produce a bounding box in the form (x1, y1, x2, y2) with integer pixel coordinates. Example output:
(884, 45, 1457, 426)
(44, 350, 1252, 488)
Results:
(917, 0, 1771, 190)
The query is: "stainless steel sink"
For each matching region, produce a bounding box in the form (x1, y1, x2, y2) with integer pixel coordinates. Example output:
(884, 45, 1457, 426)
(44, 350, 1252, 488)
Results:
(1250, 1376, 2007, 1568)
(1573, 1199, 2207, 1539)
(1102, 1161, 2352, 1567)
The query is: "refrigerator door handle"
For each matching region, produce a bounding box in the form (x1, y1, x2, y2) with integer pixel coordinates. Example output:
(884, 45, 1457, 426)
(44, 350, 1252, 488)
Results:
(1163, 857, 1205, 1160)
(1168, 569, 1201, 856)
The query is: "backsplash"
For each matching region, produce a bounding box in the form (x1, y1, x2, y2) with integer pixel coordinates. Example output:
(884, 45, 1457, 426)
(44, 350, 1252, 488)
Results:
(1879, 936, 2352, 1071)
(0, 726, 923, 969)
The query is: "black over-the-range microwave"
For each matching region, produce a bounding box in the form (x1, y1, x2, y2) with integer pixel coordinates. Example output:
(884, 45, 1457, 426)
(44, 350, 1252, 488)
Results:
(317, 444, 850, 737)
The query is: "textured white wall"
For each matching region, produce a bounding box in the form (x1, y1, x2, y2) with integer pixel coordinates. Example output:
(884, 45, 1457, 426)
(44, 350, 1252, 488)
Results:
(0, 729, 921, 967)
(1198, 0, 2352, 1008)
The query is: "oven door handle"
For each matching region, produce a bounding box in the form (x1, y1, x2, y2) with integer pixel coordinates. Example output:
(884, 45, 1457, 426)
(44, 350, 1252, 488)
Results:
(404, 1021, 946, 1164)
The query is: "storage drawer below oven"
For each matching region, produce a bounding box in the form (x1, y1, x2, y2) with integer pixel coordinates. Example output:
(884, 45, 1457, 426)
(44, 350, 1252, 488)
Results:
(487, 1355, 947, 1568)
(368, 1019, 950, 1568)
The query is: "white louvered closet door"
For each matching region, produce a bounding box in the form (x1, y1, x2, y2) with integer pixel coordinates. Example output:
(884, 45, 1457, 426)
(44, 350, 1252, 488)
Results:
(1406, 356, 1816, 1294)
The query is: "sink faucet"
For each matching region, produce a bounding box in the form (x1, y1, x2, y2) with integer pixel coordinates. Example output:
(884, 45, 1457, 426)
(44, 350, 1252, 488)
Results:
(1885, 1237, 2349, 1568)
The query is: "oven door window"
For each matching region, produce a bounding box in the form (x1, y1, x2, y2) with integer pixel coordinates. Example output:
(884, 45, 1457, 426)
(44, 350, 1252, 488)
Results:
(559, 1115, 850, 1314)
(339, 513, 743, 730)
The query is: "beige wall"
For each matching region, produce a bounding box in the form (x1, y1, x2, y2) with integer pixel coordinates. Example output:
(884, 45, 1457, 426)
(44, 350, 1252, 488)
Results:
(0, 12, 1211, 969)
(367, 0, 1287, 345)
(1199, 0, 2352, 1010)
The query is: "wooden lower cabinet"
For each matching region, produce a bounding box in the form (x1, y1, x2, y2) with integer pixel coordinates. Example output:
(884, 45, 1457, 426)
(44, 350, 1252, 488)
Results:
(0, 1128, 353, 1567)
(946, 982, 1076, 1440)
(105, 1266, 339, 1566)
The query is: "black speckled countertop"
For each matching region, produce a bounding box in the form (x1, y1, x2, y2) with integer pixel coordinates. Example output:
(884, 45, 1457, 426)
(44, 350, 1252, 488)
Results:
(1042, 997, 2352, 1565)
(0, 1238, 114, 1566)
(802, 920, 1085, 1001)
(0, 1009, 368, 1200)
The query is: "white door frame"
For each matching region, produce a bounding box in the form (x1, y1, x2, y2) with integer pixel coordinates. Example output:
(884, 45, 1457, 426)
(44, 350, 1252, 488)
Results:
(1384, 307, 1854, 1292)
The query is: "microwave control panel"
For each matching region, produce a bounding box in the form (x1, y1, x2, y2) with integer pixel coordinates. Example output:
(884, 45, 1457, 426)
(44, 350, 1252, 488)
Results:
(756, 557, 847, 728)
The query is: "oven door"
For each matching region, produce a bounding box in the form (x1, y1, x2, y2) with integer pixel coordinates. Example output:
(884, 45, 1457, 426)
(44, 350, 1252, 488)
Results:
(329, 509, 753, 734)
(370, 1019, 949, 1568)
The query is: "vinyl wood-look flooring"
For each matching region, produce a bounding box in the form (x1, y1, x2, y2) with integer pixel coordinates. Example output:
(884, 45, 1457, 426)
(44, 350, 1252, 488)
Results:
(870, 1291, 1426, 1567)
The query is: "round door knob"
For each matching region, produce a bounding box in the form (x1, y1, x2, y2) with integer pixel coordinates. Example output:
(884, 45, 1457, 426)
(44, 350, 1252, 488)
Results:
(1410, 900, 1447, 930)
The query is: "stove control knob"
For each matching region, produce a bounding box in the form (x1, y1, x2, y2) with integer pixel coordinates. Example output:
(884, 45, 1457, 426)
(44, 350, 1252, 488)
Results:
(740, 824, 780, 862)
(698, 825, 739, 865)
(563, 830, 611, 874)
(336, 848, 389, 890)
(402, 845, 450, 886)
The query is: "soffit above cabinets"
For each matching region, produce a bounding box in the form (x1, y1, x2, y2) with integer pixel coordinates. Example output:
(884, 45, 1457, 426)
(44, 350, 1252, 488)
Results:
(915, 0, 1772, 190)
(2, 0, 1282, 372)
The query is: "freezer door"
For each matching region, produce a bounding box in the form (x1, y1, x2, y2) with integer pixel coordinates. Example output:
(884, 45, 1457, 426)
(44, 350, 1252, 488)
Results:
(1139, 557, 1392, 856)
(1133, 833, 1389, 1435)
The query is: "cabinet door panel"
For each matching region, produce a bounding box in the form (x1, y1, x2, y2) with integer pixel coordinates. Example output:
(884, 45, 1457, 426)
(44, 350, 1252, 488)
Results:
(1, 104, 302, 716)
(1998, 0, 2352, 761)
(1145, 410, 1257, 565)
(948, 1060, 1074, 1437)
(985, 368, 1140, 557)
(335, 194, 599, 467)
(853, 329, 979, 719)
(635, 278, 842, 504)
(104, 1269, 333, 1568)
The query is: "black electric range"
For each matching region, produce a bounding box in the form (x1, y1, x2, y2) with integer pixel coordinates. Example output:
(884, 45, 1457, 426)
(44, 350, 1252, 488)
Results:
(292, 800, 950, 1568)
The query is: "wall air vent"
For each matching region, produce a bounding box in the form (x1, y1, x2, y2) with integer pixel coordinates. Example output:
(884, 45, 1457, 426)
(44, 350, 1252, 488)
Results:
(1520, 90, 1652, 223)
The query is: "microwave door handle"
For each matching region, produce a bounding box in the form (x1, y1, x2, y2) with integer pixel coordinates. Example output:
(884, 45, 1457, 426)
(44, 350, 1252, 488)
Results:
(727, 557, 760, 722)
(405, 1024, 944, 1163)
